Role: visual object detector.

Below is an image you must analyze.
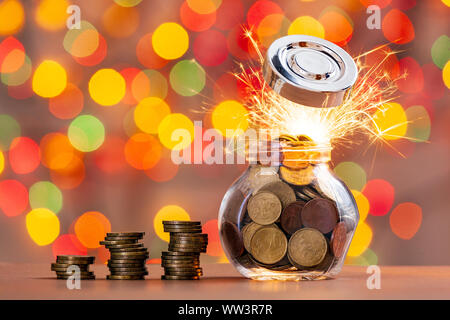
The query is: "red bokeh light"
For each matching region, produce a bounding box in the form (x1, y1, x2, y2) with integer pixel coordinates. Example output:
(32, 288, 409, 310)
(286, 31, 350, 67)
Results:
(194, 30, 228, 66)
(120, 67, 141, 105)
(247, 0, 283, 29)
(215, 0, 244, 31)
(382, 9, 415, 44)
(52, 234, 88, 258)
(362, 179, 395, 216)
(396, 57, 424, 93)
(94, 136, 126, 174)
(8, 137, 40, 174)
(180, 1, 216, 32)
(0, 179, 28, 217)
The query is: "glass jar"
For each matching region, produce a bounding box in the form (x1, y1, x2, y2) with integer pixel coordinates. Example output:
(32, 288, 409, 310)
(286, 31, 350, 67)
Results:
(218, 139, 359, 280)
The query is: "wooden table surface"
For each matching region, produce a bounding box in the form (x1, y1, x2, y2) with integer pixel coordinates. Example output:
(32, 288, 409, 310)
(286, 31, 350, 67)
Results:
(1, 263, 449, 300)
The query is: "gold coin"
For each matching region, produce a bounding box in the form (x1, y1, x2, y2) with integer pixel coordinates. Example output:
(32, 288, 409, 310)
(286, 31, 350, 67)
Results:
(242, 222, 264, 253)
(250, 226, 287, 265)
(259, 181, 296, 208)
(279, 165, 314, 186)
(247, 191, 282, 225)
(278, 134, 298, 142)
(288, 228, 327, 267)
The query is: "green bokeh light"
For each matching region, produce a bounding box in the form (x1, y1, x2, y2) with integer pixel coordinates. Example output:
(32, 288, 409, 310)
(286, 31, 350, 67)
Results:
(169, 59, 205, 97)
(431, 35, 450, 69)
(405, 105, 431, 142)
(334, 161, 367, 191)
(68, 115, 105, 152)
(29, 181, 63, 214)
(0, 114, 21, 150)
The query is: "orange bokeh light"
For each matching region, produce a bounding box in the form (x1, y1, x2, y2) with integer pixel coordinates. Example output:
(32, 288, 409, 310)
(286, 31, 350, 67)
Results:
(48, 83, 84, 120)
(74, 211, 111, 249)
(124, 133, 162, 170)
(390, 202, 422, 240)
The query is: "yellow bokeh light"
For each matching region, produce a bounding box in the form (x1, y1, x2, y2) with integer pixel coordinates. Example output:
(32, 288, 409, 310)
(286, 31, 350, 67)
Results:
(134, 97, 171, 134)
(152, 23, 189, 60)
(88, 68, 126, 106)
(212, 100, 249, 137)
(0, 150, 4, 174)
(442, 0, 450, 7)
(32, 60, 67, 98)
(373, 102, 408, 140)
(347, 222, 372, 257)
(154, 205, 190, 242)
(35, 0, 70, 31)
(26, 208, 60, 246)
(443, 60, 450, 89)
(0, 0, 24, 35)
(351, 190, 369, 222)
(288, 16, 325, 38)
(158, 113, 195, 150)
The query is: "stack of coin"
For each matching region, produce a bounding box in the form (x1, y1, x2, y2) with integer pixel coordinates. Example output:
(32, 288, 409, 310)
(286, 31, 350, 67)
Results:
(100, 232, 148, 280)
(161, 221, 208, 280)
(52, 255, 95, 280)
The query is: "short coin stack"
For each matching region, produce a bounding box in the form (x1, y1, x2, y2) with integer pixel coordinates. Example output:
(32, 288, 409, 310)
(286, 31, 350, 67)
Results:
(161, 221, 208, 280)
(52, 255, 95, 280)
(100, 232, 148, 280)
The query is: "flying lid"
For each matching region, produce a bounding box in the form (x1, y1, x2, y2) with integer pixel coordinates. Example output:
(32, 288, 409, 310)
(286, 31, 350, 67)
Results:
(263, 35, 358, 108)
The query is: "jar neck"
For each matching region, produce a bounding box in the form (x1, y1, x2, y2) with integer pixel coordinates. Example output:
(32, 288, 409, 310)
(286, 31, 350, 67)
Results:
(247, 140, 331, 167)
(280, 140, 331, 169)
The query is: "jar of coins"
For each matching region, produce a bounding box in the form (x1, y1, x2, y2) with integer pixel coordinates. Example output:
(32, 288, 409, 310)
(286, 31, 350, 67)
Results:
(219, 137, 359, 280)
(219, 35, 359, 280)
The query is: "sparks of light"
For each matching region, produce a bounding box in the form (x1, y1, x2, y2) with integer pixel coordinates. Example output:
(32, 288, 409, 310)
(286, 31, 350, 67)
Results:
(234, 30, 407, 150)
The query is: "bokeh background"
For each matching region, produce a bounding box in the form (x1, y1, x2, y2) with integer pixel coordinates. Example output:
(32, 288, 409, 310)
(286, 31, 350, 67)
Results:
(0, 0, 448, 266)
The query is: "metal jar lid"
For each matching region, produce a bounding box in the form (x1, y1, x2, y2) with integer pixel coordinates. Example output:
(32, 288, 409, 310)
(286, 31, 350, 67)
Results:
(263, 35, 358, 108)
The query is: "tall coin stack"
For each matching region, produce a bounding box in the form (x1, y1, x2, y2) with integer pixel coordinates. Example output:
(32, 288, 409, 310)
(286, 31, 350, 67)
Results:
(52, 255, 95, 280)
(99, 232, 149, 280)
(161, 221, 208, 280)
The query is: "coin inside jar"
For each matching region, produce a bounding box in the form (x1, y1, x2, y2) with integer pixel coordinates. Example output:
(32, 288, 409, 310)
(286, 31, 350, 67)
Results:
(301, 198, 339, 234)
(259, 181, 296, 208)
(330, 221, 347, 258)
(279, 165, 314, 186)
(221, 221, 244, 258)
(242, 222, 265, 253)
(280, 201, 305, 235)
(250, 226, 288, 265)
(288, 228, 327, 267)
(247, 191, 282, 225)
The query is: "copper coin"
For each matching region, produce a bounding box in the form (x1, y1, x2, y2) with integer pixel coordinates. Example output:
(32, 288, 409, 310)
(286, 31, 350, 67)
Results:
(280, 201, 305, 235)
(330, 222, 347, 258)
(221, 221, 244, 258)
(301, 198, 338, 234)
